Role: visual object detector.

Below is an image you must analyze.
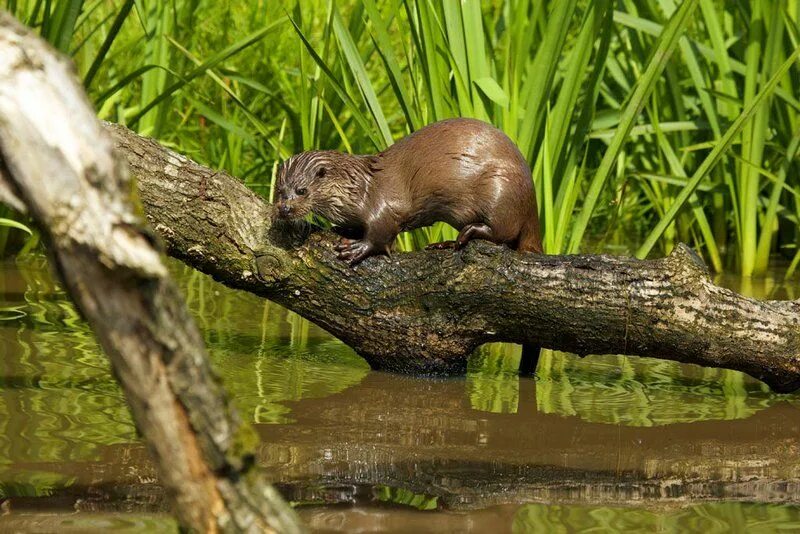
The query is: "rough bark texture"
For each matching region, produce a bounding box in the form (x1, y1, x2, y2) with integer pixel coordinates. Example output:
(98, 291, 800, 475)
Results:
(104, 126, 800, 393)
(0, 12, 303, 533)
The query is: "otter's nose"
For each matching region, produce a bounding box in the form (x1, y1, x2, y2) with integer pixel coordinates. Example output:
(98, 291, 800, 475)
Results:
(278, 204, 292, 218)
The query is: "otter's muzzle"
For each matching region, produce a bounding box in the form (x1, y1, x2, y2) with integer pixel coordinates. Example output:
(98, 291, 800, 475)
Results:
(277, 203, 293, 218)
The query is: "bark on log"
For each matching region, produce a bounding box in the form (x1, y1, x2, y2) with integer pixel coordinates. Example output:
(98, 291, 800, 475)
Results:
(102, 127, 800, 393)
(0, 12, 303, 533)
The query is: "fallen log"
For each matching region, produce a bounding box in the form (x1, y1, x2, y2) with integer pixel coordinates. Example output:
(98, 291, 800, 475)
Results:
(0, 12, 303, 533)
(104, 124, 800, 392)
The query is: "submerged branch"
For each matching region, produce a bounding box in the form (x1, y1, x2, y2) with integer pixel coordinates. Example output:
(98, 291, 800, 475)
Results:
(104, 125, 800, 393)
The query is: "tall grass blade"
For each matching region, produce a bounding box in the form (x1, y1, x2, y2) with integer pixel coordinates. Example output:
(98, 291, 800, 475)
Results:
(517, 0, 578, 159)
(636, 46, 800, 260)
(45, 0, 83, 52)
(332, 8, 393, 147)
(0, 218, 32, 236)
(755, 128, 800, 270)
(568, 0, 698, 253)
(129, 21, 284, 129)
(93, 65, 176, 107)
(83, 0, 135, 88)
(362, 0, 419, 130)
(288, 13, 385, 150)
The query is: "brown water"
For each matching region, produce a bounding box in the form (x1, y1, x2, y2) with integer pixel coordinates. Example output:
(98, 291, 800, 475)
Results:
(1, 255, 799, 532)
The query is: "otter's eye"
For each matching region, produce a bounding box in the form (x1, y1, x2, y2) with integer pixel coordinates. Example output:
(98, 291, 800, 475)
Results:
(316, 167, 326, 178)
(296, 187, 308, 196)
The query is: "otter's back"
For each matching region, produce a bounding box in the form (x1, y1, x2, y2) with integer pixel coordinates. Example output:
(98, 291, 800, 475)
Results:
(377, 118, 532, 225)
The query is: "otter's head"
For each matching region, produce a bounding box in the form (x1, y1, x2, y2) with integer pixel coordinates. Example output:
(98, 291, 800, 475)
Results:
(274, 151, 338, 220)
(275, 150, 372, 222)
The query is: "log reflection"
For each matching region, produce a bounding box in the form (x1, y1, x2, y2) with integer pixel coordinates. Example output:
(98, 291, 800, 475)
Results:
(260, 370, 800, 509)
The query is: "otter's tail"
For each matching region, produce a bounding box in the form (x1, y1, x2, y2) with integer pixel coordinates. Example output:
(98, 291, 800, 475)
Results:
(517, 215, 543, 253)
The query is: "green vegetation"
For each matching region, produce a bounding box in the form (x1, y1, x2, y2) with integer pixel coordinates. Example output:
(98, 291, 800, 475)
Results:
(374, 485, 439, 510)
(3, 1, 800, 275)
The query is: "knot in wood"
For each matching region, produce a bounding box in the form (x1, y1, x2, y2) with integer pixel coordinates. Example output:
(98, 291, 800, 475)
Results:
(255, 250, 288, 284)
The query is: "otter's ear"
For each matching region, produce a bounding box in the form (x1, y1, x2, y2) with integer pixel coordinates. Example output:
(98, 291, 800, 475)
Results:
(316, 167, 326, 178)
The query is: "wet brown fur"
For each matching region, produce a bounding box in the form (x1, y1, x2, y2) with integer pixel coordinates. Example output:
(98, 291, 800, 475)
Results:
(275, 118, 543, 264)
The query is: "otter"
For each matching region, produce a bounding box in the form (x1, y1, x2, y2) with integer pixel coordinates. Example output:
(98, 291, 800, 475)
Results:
(275, 118, 543, 265)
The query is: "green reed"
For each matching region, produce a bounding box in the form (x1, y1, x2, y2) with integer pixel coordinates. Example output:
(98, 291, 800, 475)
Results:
(292, 1, 800, 272)
(0, 209, 32, 258)
(3, 1, 800, 275)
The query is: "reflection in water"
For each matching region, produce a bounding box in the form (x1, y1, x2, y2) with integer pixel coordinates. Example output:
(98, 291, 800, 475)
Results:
(294, 502, 800, 533)
(0, 469, 73, 499)
(467, 345, 521, 413)
(0, 256, 799, 531)
(468, 343, 778, 426)
(535, 350, 776, 425)
(0, 257, 135, 469)
(713, 270, 799, 301)
(179, 265, 370, 424)
(262, 370, 800, 512)
(374, 485, 439, 511)
(0, 513, 177, 533)
(511, 503, 800, 533)
(4, 502, 797, 533)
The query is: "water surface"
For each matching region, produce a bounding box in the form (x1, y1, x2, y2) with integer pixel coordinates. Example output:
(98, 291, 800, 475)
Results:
(0, 255, 798, 532)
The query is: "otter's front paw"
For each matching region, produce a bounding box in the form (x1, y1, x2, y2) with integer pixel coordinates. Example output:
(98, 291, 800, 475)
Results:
(334, 238, 378, 266)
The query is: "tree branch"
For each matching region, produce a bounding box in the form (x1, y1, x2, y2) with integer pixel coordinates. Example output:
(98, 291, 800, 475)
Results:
(104, 124, 800, 393)
(0, 12, 302, 533)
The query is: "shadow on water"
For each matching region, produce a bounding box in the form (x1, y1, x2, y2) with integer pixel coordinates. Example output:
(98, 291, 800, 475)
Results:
(0, 255, 799, 531)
